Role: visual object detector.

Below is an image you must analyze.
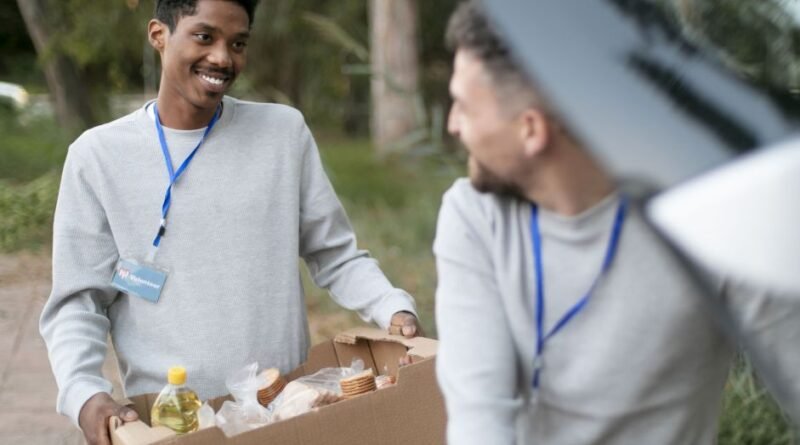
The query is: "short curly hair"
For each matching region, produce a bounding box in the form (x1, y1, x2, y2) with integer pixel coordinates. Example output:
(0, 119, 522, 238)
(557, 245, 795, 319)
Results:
(154, 0, 259, 31)
(446, 1, 539, 112)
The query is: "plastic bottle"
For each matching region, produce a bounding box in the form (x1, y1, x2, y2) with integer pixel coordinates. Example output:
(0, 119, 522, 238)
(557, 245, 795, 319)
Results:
(150, 366, 202, 434)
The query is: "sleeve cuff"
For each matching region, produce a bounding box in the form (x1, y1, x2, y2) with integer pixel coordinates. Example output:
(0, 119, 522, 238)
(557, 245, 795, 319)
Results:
(372, 289, 418, 330)
(58, 377, 113, 427)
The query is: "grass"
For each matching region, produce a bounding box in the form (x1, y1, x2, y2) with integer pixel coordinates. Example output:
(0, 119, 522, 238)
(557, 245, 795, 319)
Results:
(0, 107, 69, 183)
(719, 357, 797, 444)
(0, 118, 796, 443)
(0, 171, 60, 251)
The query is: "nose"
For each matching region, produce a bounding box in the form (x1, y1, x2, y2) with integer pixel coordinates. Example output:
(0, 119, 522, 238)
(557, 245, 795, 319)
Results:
(207, 42, 232, 69)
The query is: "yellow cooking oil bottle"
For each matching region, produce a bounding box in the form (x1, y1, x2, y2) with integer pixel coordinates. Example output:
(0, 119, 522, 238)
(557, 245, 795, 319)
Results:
(150, 366, 202, 434)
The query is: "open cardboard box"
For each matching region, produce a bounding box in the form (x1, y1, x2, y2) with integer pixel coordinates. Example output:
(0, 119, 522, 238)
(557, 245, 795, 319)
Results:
(109, 327, 445, 445)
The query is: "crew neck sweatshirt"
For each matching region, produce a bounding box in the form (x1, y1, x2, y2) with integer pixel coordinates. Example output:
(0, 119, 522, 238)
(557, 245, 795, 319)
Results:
(434, 179, 733, 445)
(41, 96, 417, 425)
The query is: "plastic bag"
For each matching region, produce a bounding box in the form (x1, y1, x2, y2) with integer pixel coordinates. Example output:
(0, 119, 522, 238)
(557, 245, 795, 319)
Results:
(271, 381, 341, 421)
(269, 358, 365, 421)
(197, 402, 216, 429)
(215, 363, 272, 437)
(293, 358, 365, 395)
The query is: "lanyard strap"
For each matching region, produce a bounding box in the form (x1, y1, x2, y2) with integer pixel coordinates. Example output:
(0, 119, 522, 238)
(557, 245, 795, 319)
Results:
(531, 196, 627, 388)
(151, 103, 220, 249)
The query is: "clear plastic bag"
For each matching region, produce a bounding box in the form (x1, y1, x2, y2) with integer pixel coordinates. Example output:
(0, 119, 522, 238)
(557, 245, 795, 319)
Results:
(197, 402, 216, 429)
(293, 358, 365, 395)
(269, 358, 365, 421)
(269, 381, 335, 421)
(214, 363, 273, 437)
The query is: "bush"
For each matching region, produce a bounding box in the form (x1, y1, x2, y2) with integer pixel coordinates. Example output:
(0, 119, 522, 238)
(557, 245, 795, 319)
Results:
(0, 171, 59, 252)
(0, 107, 68, 182)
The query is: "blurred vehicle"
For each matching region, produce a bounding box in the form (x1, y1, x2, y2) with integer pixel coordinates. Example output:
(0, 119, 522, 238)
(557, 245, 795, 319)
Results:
(0, 81, 30, 109)
(485, 0, 800, 424)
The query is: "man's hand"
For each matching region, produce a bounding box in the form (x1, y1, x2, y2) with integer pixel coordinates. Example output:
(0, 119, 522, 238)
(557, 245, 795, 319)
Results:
(79, 392, 138, 445)
(389, 311, 424, 338)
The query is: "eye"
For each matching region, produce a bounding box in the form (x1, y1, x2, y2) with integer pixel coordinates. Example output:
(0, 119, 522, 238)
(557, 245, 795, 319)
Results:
(232, 41, 248, 51)
(194, 33, 211, 42)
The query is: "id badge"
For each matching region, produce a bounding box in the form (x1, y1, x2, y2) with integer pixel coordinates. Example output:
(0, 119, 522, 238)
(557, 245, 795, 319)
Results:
(111, 258, 168, 303)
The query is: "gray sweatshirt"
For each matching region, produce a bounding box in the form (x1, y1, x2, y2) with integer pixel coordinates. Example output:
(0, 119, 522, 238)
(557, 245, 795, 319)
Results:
(40, 96, 416, 425)
(434, 179, 733, 445)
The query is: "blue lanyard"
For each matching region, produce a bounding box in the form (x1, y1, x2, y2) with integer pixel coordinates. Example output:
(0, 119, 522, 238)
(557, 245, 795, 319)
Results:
(530, 196, 627, 388)
(151, 103, 220, 248)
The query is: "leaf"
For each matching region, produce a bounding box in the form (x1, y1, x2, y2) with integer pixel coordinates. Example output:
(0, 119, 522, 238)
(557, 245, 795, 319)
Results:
(301, 12, 369, 62)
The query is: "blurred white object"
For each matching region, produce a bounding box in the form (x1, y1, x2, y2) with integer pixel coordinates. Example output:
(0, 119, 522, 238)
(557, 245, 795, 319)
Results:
(272, 381, 340, 421)
(197, 402, 216, 429)
(648, 136, 800, 294)
(0, 81, 30, 108)
(215, 362, 272, 437)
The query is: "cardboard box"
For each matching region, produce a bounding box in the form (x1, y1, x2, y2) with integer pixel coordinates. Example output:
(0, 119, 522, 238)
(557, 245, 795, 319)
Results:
(109, 327, 445, 445)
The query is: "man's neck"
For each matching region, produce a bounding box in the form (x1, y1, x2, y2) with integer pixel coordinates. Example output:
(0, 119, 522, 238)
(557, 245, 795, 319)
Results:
(154, 96, 220, 130)
(522, 146, 616, 217)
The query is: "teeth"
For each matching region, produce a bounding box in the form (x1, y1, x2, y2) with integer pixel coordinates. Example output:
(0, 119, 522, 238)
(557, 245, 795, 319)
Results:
(200, 74, 224, 85)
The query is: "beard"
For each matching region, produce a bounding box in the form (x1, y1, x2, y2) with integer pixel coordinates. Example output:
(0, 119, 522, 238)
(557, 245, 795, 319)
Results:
(468, 156, 526, 200)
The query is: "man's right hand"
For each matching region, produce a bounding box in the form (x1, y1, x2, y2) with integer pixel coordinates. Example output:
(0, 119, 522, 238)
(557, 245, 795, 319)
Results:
(78, 392, 139, 445)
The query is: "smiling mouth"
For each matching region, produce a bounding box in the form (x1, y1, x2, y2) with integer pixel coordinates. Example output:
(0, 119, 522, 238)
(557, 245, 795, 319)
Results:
(195, 70, 231, 90)
(200, 74, 225, 85)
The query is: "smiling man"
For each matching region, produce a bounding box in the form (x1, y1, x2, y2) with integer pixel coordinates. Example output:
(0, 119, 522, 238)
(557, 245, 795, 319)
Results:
(433, 2, 735, 444)
(40, 1, 421, 444)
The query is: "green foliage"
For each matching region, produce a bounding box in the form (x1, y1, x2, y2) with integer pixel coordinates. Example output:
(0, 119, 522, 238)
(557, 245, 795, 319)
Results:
(170, 0, 458, 137)
(0, 171, 59, 252)
(418, 0, 459, 119)
(300, 7, 453, 155)
(0, 106, 65, 253)
(44, 0, 152, 93)
(0, 107, 68, 182)
(719, 357, 797, 444)
(244, 0, 372, 132)
(302, 12, 369, 62)
(4, 0, 460, 136)
(0, 4, 40, 87)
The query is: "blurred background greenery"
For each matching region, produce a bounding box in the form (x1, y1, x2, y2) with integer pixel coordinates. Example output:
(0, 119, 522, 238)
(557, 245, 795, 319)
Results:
(0, 0, 795, 443)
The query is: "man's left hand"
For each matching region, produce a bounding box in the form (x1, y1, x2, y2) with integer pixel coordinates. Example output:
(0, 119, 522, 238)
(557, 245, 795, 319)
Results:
(389, 311, 424, 338)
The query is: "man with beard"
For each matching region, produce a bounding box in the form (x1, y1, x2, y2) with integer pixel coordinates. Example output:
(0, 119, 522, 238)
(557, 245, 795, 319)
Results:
(434, 2, 733, 444)
(40, 1, 421, 444)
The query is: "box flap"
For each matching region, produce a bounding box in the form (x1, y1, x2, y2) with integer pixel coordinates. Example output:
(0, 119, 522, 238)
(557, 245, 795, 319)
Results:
(109, 417, 175, 445)
(364, 357, 446, 444)
(333, 327, 438, 359)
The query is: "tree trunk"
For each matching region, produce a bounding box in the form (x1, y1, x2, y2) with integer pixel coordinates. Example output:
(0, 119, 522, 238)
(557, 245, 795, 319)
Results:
(16, 0, 96, 131)
(369, 0, 420, 153)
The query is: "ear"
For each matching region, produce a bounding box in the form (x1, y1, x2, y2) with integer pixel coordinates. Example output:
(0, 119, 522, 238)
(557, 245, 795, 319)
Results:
(148, 19, 168, 52)
(519, 108, 549, 158)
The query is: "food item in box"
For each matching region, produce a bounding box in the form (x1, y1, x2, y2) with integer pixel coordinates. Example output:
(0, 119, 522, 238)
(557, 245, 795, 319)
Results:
(272, 381, 341, 421)
(150, 366, 202, 435)
(339, 368, 377, 398)
(375, 374, 396, 389)
(257, 368, 287, 407)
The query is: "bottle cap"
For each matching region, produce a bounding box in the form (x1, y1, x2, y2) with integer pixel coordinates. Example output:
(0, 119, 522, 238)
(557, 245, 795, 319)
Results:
(168, 366, 187, 385)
